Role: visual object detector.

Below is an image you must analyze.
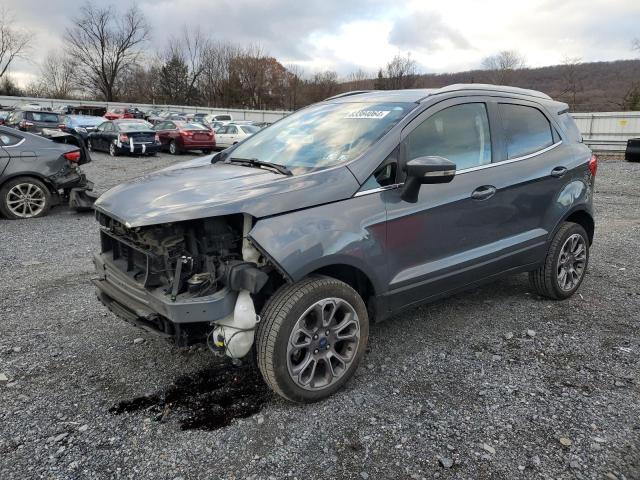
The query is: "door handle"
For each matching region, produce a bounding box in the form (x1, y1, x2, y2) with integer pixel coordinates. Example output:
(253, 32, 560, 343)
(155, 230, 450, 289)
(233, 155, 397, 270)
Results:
(471, 185, 497, 200)
(551, 166, 567, 178)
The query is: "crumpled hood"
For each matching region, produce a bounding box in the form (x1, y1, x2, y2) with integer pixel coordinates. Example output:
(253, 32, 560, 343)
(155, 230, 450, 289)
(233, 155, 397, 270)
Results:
(94, 160, 360, 227)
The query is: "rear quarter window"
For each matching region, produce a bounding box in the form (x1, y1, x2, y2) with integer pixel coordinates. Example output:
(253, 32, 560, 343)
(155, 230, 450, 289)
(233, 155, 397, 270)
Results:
(499, 104, 555, 159)
(558, 113, 582, 142)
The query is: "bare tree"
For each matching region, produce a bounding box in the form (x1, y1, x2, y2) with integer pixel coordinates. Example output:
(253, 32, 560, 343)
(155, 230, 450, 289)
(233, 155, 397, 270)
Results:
(163, 26, 209, 104)
(482, 50, 526, 84)
(347, 68, 371, 90)
(38, 52, 77, 98)
(633, 38, 640, 52)
(286, 64, 304, 110)
(65, 3, 150, 101)
(559, 56, 583, 110)
(375, 54, 418, 90)
(0, 8, 31, 82)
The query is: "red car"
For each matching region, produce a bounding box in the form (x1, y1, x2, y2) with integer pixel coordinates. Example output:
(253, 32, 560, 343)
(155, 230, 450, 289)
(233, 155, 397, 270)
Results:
(104, 108, 133, 120)
(153, 120, 216, 154)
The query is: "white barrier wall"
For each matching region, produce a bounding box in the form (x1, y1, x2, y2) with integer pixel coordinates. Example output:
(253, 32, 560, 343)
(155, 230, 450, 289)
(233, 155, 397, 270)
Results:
(0, 95, 290, 123)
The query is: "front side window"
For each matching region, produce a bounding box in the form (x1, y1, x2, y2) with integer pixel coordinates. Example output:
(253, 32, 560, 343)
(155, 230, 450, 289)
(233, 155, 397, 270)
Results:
(499, 104, 554, 159)
(227, 126, 238, 134)
(230, 101, 414, 175)
(405, 103, 491, 171)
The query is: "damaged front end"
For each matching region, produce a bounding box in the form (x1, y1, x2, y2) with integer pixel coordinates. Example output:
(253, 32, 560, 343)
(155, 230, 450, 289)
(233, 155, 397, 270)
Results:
(93, 212, 276, 355)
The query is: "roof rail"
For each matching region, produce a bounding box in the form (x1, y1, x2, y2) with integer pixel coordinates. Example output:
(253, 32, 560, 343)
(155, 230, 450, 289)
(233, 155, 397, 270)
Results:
(426, 84, 552, 101)
(324, 90, 374, 101)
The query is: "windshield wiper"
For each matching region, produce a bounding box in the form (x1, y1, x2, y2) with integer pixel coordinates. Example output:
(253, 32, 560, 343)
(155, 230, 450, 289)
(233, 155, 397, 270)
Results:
(226, 157, 293, 176)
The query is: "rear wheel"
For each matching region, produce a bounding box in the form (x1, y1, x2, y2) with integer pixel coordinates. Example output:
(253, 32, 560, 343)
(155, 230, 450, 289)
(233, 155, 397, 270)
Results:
(529, 222, 589, 299)
(0, 176, 52, 219)
(169, 141, 180, 155)
(256, 276, 368, 403)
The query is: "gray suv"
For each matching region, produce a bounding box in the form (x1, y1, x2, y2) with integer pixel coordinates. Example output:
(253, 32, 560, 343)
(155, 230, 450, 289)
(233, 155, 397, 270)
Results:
(92, 84, 596, 402)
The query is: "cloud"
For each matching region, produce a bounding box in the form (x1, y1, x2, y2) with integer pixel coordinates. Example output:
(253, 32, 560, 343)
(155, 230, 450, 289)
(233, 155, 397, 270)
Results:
(388, 11, 471, 52)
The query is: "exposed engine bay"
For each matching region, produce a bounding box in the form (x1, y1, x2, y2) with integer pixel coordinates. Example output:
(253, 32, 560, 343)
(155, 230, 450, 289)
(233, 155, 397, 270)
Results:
(94, 212, 278, 356)
(96, 212, 269, 299)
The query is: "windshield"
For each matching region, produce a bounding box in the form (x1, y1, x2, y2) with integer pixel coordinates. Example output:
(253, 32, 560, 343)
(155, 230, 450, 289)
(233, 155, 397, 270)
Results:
(71, 116, 104, 127)
(229, 102, 414, 174)
(29, 112, 59, 122)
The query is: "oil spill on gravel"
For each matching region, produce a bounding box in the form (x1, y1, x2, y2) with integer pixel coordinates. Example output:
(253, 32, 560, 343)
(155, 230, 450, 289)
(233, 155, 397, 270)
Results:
(110, 361, 271, 431)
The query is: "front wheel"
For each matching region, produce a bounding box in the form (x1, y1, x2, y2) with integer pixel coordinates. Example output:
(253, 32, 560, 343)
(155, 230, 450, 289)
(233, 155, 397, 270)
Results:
(256, 276, 369, 403)
(109, 141, 117, 157)
(529, 222, 590, 299)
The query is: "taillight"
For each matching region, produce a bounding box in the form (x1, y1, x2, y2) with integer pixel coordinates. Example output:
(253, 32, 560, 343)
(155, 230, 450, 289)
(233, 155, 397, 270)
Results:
(119, 134, 129, 143)
(19, 120, 34, 129)
(181, 129, 193, 136)
(58, 124, 66, 130)
(154, 133, 160, 142)
(63, 150, 81, 163)
(588, 154, 598, 177)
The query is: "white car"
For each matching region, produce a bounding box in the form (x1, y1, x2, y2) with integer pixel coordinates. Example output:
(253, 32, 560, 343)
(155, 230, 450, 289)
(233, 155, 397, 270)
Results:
(204, 113, 233, 124)
(215, 123, 260, 149)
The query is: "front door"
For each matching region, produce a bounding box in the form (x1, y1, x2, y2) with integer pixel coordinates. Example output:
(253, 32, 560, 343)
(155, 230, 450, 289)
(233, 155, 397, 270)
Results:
(383, 98, 542, 311)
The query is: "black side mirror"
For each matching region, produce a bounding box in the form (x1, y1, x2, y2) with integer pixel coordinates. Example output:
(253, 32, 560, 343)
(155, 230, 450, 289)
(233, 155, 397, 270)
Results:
(401, 156, 456, 203)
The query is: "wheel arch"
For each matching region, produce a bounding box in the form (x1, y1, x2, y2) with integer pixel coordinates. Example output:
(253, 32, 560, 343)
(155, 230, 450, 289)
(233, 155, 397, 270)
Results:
(310, 263, 376, 308)
(0, 172, 57, 195)
(563, 209, 594, 245)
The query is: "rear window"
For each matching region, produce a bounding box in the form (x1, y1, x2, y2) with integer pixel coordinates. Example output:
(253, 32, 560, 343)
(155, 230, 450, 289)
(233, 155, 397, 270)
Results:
(216, 115, 232, 121)
(0, 131, 22, 146)
(177, 122, 208, 130)
(118, 121, 152, 131)
(558, 113, 582, 142)
(499, 104, 554, 159)
(240, 125, 259, 134)
(26, 112, 59, 123)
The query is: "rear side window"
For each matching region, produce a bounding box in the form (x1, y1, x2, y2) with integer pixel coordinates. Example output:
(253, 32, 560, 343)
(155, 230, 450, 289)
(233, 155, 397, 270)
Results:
(558, 113, 582, 142)
(405, 103, 492, 170)
(499, 104, 554, 159)
(0, 131, 22, 146)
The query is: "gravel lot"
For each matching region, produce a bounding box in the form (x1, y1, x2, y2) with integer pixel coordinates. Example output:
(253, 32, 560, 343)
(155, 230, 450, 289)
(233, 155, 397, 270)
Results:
(0, 151, 638, 480)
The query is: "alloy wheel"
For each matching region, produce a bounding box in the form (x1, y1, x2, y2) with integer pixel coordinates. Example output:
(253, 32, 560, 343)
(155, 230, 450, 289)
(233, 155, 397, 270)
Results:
(556, 233, 587, 291)
(6, 182, 46, 218)
(286, 298, 360, 391)
(109, 142, 116, 157)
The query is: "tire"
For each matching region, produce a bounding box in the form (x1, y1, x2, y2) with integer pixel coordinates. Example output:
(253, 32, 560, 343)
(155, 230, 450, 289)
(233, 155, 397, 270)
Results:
(202, 149, 212, 154)
(0, 176, 52, 219)
(529, 222, 589, 300)
(87, 139, 93, 152)
(256, 276, 369, 403)
(109, 141, 117, 157)
(169, 141, 180, 155)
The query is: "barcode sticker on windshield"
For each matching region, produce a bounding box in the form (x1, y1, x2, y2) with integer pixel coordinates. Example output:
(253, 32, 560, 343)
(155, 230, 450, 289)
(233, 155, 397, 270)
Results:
(344, 110, 390, 119)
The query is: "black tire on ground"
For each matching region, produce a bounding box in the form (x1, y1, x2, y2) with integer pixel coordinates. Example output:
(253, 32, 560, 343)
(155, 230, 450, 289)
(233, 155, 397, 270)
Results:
(529, 222, 590, 300)
(109, 141, 117, 157)
(256, 275, 369, 403)
(0, 176, 52, 220)
(169, 141, 181, 155)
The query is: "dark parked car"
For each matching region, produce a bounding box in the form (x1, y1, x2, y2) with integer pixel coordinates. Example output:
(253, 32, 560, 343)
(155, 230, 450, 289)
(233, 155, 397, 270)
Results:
(5, 110, 60, 135)
(92, 84, 596, 403)
(59, 115, 106, 139)
(0, 126, 96, 219)
(625, 138, 640, 162)
(87, 120, 160, 157)
(153, 120, 215, 154)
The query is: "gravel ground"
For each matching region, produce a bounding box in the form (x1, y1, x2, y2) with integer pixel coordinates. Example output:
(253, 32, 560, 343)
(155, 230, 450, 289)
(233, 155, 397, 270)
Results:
(0, 152, 638, 480)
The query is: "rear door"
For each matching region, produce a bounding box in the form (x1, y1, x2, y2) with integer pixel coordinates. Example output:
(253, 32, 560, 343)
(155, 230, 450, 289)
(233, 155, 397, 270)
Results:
(216, 126, 230, 147)
(382, 97, 540, 310)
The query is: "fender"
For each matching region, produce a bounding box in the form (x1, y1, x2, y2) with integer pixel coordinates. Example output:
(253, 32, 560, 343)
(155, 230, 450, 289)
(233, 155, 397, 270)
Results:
(248, 193, 389, 295)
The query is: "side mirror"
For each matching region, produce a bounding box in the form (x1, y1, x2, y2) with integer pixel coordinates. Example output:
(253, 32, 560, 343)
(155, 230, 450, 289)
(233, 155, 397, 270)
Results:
(401, 156, 456, 203)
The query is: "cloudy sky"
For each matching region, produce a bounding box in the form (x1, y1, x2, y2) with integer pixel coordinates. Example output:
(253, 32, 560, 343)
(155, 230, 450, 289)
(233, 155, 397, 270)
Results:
(5, 0, 640, 86)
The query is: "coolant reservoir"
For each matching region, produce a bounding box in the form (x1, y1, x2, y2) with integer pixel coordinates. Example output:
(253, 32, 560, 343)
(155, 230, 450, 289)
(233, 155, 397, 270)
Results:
(212, 290, 257, 358)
